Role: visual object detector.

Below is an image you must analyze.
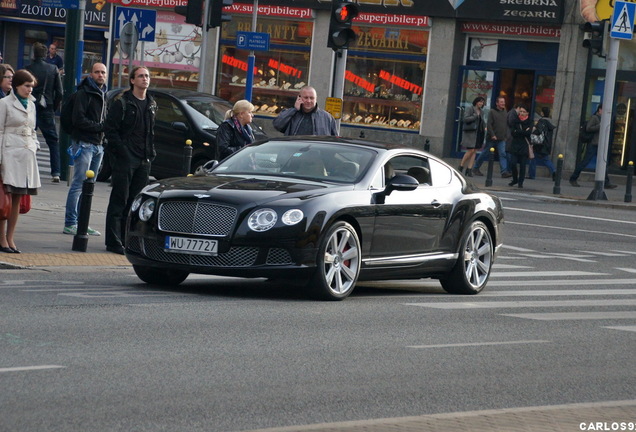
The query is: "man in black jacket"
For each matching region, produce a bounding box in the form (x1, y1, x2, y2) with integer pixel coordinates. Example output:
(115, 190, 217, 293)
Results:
(26, 42, 63, 182)
(273, 86, 337, 136)
(62, 62, 108, 236)
(104, 66, 157, 255)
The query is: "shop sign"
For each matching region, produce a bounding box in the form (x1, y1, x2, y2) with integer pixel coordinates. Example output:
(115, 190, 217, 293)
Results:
(462, 22, 561, 39)
(13, 0, 109, 27)
(254, 0, 565, 25)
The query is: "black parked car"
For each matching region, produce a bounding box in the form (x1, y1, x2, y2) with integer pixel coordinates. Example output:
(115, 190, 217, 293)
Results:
(105, 88, 267, 179)
(124, 136, 504, 300)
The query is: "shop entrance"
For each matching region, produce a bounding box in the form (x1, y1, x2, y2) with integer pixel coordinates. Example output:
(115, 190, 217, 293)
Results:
(453, 67, 555, 155)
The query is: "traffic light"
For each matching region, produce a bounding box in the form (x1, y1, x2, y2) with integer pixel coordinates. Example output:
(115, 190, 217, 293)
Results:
(208, 0, 233, 29)
(175, 0, 204, 26)
(581, 20, 607, 57)
(328, 1, 359, 50)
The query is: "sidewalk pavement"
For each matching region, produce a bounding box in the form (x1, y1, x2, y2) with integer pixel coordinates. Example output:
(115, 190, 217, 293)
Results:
(1, 163, 634, 270)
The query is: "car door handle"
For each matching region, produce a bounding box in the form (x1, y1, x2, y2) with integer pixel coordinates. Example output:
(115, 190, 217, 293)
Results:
(431, 200, 442, 208)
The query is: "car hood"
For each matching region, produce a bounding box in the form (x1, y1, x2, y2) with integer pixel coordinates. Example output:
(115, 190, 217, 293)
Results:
(143, 174, 354, 205)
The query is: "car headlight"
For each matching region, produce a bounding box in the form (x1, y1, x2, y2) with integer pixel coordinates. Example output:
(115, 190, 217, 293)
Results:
(139, 199, 156, 222)
(282, 209, 303, 226)
(131, 195, 143, 212)
(248, 208, 277, 232)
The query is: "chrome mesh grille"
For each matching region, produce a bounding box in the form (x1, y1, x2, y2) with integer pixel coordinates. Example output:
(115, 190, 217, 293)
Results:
(266, 248, 292, 265)
(143, 238, 258, 267)
(158, 201, 237, 236)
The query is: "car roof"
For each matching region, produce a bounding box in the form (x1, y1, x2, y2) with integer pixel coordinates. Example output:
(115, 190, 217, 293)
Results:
(261, 135, 424, 153)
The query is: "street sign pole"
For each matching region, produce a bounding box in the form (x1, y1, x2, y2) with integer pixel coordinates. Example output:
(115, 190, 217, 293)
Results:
(588, 36, 619, 200)
(588, 1, 634, 200)
(332, 49, 347, 135)
(245, 0, 259, 102)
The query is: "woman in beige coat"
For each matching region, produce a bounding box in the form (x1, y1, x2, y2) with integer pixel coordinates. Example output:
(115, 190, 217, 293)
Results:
(0, 69, 41, 253)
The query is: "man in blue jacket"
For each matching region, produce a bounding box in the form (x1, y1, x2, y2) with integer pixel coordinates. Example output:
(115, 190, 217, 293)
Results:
(273, 86, 337, 136)
(63, 63, 108, 236)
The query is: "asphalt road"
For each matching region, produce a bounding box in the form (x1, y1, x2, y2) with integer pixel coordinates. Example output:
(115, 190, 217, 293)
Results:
(1, 192, 635, 431)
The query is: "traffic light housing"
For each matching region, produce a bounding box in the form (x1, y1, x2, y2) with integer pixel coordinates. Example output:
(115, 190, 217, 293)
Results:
(175, 0, 204, 26)
(328, 1, 359, 50)
(581, 20, 607, 57)
(208, 0, 233, 29)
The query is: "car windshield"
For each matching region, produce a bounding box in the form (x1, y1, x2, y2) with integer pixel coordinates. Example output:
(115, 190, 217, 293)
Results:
(182, 97, 229, 130)
(213, 140, 376, 183)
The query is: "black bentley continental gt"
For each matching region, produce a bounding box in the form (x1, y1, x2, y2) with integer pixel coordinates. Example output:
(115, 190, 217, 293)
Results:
(124, 137, 504, 300)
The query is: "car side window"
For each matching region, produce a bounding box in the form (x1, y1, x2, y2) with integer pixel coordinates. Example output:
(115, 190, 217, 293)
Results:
(153, 94, 184, 125)
(384, 155, 432, 186)
(428, 158, 453, 186)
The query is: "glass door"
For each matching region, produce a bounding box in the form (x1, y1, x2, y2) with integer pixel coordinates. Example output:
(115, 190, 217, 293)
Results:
(453, 67, 497, 154)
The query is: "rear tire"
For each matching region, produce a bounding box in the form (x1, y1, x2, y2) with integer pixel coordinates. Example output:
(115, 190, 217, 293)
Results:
(133, 265, 189, 286)
(440, 221, 493, 295)
(308, 221, 361, 301)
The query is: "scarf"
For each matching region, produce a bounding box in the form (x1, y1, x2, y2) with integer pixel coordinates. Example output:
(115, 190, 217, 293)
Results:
(232, 115, 254, 144)
(16, 93, 29, 109)
(518, 113, 529, 121)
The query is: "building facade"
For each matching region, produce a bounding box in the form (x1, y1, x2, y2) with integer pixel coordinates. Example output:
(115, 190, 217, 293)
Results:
(1, 0, 635, 176)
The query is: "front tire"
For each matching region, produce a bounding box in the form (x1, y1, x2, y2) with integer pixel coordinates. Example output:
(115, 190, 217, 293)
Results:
(308, 221, 361, 300)
(133, 265, 189, 286)
(440, 221, 493, 295)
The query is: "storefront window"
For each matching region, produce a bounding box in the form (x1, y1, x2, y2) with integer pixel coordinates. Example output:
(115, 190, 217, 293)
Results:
(341, 25, 428, 131)
(217, 15, 313, 114)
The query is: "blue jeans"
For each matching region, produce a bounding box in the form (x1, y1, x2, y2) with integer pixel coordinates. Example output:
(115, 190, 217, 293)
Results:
(64, 140, 104, 227)
(569, 144, 610, 182)
(529, 154, 556, 178)
(35, 107, 61, 177)
(474, 139, 509, 174)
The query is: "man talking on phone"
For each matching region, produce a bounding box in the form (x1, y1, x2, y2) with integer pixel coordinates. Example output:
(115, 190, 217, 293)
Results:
(273, 86, 337, 136)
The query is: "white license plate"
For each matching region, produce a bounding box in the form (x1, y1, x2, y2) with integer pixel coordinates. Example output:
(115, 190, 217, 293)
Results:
(164, 236, 218, 255)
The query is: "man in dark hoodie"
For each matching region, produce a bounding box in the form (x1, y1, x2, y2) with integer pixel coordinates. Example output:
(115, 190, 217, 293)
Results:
(26, 42, 63, 182)
(62, 62, 108, 236)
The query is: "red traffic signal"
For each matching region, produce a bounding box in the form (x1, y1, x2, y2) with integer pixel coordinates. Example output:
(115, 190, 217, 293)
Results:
(328, 1, 359, 50)
(335, 3, 357, 23)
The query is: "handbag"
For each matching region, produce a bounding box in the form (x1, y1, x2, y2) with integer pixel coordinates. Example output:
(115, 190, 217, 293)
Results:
(530, 131, 545, 145)
(0, 176, 11, 221)
(19, 194, 31, 214)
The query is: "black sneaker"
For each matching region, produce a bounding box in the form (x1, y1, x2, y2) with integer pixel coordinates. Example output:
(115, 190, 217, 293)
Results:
(604, 183, 618, 189)
(501, 171, 512, 178)
(569, 179, 580, 187)
(472, 168, 484, 176)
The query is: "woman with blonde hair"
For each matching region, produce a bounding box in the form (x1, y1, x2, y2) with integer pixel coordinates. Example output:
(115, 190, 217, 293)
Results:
(0, 69, 41, 253)
(216, 99, 256, 160)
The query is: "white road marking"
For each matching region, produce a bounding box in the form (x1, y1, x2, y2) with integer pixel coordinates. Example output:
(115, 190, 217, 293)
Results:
(603, 326, 636, 332)
(0, 365, 66, 373)
(486, 278, 636, 287)
(492, 263, 534, 269)
(505, 221, 636, 239)
(502, 312, 636, 321)
(481, 289, 636, 296)
(57, 291, 170, 298)
(490, 271, 605, 278)
(505, 207, 636, 225)
(616, 267, 636, 274)
(407, 340, 550, 349)
(405, 299, 636, 309)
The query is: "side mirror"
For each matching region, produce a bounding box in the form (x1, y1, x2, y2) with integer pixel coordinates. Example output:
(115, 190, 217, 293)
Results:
(373, 174, 419, 204)
(171, 121, 188, 133)
(193, 159, 219, 176)
(385, 174, 419, 195)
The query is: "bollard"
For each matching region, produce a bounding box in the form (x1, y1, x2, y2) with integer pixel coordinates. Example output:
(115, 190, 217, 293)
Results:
(182, 139, 193, 176)
(72, 170, 95, 252)
(553, 154, 564, 195)
(359, 131, 365, 139)
(485, 147, 495, 187)
(424, 138, 430, 153)
(625, 161, 634, 203)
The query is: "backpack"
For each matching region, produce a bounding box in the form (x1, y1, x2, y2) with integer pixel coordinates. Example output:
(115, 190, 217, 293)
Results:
(579, 120, 594, 143)
(59, 91, 77, 135)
